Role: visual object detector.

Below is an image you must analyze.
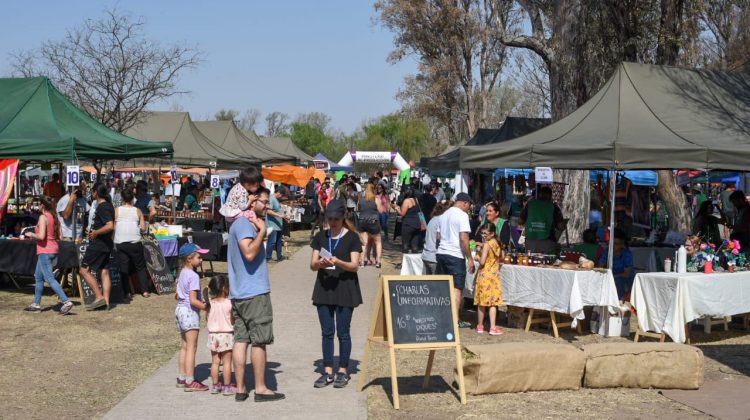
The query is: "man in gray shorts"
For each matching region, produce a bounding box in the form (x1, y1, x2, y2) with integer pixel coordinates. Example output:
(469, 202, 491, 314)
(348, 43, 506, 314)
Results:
(228, 169, 285, 403)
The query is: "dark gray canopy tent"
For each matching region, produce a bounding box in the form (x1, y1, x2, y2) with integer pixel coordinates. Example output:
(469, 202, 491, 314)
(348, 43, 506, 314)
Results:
(459, 62, 750, 267)
(460, 62, 750, 171)
(194, 121, 294, 165)
(421, 117, 550, 171)
(126, 112, 257, 169)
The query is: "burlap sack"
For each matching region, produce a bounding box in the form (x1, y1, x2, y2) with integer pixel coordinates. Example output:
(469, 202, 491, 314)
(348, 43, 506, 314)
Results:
(582, 343, 704, 389)
(458, 343, 585, 395)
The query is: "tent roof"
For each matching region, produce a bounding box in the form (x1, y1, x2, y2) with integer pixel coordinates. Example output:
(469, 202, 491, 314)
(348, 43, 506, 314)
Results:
(257, 135, 315, 163)
(313, 153, 352, 172)
(194, 121, 294, 165)
(460, 62, 750, 171)
(0, 77, 173, 161)
(421, 117, 550, 170)
(126, 112, 255, 169)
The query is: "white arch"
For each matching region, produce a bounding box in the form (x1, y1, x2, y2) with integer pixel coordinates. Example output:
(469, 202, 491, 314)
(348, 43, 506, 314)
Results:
(337, 151, 410, 171)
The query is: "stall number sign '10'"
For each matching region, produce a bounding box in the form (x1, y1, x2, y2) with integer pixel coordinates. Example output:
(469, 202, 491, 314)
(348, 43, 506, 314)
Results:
(67, 165, 80, 186)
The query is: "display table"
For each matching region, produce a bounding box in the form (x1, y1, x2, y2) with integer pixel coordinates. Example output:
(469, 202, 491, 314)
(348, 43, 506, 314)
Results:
(501, 265, 620, 337)
(631, 271, 750, 343)
(0, 239, 80, 289)
(399, 253, 478, 298)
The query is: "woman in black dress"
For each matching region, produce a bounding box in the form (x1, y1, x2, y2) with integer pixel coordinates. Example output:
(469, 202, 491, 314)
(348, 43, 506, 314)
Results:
(309, 200, 363, 388)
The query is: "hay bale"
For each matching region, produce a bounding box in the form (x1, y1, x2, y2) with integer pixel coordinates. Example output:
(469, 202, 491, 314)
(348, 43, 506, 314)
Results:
(582, 343, 704, 389)
(458, 343, 585, 395)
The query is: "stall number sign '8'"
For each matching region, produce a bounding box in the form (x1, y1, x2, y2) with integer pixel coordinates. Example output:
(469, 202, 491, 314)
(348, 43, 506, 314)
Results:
(210, 175, 220, 189)
(67, 166, 80, 186)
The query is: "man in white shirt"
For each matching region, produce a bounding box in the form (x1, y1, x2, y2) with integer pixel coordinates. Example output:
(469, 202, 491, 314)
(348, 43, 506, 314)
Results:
(435, 192, 475, 328)
(57, 186, 91, 240)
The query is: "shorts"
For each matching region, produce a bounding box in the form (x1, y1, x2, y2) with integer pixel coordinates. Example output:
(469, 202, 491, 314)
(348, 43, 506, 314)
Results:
(81, 248, 111, 272)
(358, 218, 381, 235)
(436, 254, 467, 289)
(232, 293, 274, 345)
(422, 260, 437, 275)
(175, 305, 200, 332)
(208, 332, 235, 353)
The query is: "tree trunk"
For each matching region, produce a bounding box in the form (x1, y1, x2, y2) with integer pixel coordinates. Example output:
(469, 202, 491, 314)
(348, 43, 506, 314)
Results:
(657, 170, 691, 232)
(554, 169, 590, 244)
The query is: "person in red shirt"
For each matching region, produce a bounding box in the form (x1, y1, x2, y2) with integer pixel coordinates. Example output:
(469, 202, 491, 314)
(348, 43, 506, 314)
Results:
(43, 173, 64, 200)
(311, 177, 334, 238)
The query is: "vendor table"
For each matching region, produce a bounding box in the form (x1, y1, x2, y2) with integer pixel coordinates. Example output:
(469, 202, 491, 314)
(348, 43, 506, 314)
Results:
(501, 265, 620, 337)
(399, 253, 478, 299)
(0, 239, 80, 289)
(631, 271, 750, 343)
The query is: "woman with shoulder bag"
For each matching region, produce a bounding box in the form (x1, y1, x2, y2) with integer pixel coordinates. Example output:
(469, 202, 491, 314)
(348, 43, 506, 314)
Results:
(391, 187, 422, 253)
(357, 183, 383, 268)
(114, 188, 151, 298)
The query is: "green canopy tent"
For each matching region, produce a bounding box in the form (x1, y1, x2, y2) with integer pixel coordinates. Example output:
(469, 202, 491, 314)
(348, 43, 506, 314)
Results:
(459, 62, 750, 267)
(194, 121, 295, 165)
(420, 117, 550, 172)
(460, 63, 750, 171)
(126, 112, 256, 169)
(0, 77, 173, 161)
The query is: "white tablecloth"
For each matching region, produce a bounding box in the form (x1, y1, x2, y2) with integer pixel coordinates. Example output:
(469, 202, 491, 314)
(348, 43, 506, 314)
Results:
(632, 271, 750, 343)
(400, 254, 478, 298)
(501, 265, 620, 326)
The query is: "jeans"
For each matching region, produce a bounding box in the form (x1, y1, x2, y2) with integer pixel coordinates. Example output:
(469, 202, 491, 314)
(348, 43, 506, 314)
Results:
(266, 229, 283, 260)
(34, 253, 68, 305)
(316, 304, 354, 369)
(378, 213, 389, 238)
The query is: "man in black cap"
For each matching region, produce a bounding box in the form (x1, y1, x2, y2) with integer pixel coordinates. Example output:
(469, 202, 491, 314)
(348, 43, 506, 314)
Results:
(435, 192, 475, 328)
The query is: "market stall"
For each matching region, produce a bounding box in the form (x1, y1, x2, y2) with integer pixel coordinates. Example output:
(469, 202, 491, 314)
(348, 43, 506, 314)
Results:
(631, 271, 750, 343)
(399, 254, 479, 299)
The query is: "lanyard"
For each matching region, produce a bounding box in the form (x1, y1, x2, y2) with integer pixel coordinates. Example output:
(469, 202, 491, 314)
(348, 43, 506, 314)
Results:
(328, 230, 343, 254)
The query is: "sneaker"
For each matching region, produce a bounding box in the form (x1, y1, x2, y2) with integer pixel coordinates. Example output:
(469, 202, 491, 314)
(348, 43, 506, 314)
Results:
(222, 384, 237, 396)
(86, 298, 106, 311)
(211, 383, 222, 394)
(24, 304, 41, 313)
(59, 301, 74, 315)
(458, 321, 472, 329)
(176, 378, 186, 388)
(333, 372, 350, 388)
(489, 327, 504, 336)
(475, 325, 485, 334)
(184, 381, 208, 392)
(314, 374, 334, 388)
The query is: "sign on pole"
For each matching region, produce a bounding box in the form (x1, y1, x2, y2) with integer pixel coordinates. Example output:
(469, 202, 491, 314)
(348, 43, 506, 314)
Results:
(66, 165, 80, 186)
(90, 172, 97, 182)
(535, 167, 553, 184)
(210, 175, 220, 189)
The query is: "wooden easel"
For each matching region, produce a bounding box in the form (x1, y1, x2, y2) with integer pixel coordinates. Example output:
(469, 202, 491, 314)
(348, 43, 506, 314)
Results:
(358, 275, 466, 410)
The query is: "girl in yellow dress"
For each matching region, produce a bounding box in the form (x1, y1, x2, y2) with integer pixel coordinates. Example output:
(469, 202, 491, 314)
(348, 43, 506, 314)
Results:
(475, 222, 504, 335)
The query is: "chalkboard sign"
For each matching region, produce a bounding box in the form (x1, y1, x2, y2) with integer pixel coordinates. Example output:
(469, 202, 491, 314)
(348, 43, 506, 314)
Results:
(77, 242, 124, 305)
(387, 279, 456, 345)
(142, 239, 175, 294)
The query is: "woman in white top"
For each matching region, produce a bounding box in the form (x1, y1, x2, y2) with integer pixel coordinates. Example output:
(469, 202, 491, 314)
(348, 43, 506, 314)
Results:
(114, 188, 150, 298)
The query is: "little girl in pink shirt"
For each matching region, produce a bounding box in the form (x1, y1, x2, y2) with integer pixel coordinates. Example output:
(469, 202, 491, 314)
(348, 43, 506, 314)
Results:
(206, 275, 235, 395)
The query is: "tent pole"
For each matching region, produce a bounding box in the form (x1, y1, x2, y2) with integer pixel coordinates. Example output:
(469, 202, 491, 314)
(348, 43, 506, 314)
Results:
(171, 162, 176, 224)
(608, 168, 616, 270)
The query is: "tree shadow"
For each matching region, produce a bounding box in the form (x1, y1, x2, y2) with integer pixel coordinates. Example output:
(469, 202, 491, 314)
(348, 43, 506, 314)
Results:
(195, 361, 283, 391)
(363, 375, 460, 407)
(696, 344, 750, 377)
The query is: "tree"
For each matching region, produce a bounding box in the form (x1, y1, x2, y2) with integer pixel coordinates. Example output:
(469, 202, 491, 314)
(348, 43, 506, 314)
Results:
(376, 0, 512, 136)
(294, 112, 332, 132)
(290, 122, 346, 158)
(214, 109, 239, 121)
(11, 7, 200, 133)
(356, 114, 429, 162)
(237, 109, 261, 132)
(265, 111, 290, 137)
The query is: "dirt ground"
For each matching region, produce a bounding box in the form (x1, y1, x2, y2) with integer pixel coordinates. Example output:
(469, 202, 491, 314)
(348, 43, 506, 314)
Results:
(0, 229, 311, 420)
(365, 239, 750, 419)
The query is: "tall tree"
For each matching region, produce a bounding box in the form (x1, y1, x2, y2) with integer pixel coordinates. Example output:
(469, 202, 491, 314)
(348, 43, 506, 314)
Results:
(237, 109, 261, 132)
(376, 0, 511, 136)
(214, 109, 239, 121)
(265, 111, 290, 137)
(11, 7, 200, 133)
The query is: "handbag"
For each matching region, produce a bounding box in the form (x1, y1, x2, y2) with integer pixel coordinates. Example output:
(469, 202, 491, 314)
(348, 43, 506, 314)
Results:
(415, 198, 427, 231)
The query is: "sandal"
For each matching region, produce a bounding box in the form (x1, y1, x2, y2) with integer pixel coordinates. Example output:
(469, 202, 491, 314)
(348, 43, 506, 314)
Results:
(375, 261, 382, 268)
(142, 292, 151, 298)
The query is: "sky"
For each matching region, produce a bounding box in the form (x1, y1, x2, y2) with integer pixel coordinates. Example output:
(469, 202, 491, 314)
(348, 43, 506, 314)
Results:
(0, 0, 418, 134)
